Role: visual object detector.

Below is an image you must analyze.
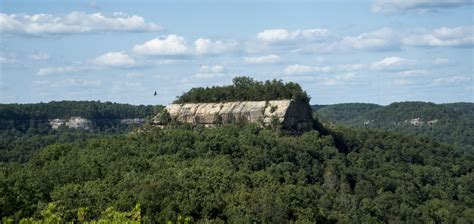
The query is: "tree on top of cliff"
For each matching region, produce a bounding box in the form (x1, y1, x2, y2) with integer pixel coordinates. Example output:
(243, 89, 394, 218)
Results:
(174, 76, 311, 103)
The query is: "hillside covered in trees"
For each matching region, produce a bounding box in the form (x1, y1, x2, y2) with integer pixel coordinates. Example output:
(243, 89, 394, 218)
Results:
(1, 82, 473, 223)
(175, 76, 310, 103)
(1, 123, 473, 223)
(0, 101, 163, 163)
(313, 102, 474, 151)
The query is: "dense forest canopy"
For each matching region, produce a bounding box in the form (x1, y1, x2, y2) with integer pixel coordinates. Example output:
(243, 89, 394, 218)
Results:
(0, 101, 161, 121)
(175, 76, 310, 103)
(1, 123, 473, 223)
(0, 101, 163, 163)
(1, 90, 473, 222)
(314, 102, 474, 151)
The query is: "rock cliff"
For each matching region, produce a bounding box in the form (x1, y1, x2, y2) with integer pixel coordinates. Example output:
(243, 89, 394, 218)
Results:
(156, 100, 314, 133)
(49, 117, 93, 130)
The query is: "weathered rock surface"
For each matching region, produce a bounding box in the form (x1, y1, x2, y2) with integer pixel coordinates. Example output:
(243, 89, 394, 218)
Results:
(49, 117, 146, 130)
(49, 117, 92, 130)
(156, 100, 314, 133)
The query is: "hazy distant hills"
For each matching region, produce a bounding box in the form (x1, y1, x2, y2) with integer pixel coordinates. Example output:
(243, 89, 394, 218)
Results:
(313, 102, 474, 151)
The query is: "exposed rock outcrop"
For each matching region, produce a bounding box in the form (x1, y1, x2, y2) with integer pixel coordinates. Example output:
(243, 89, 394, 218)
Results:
(155, 100, 314, 133)
(49, 117, 92, 130)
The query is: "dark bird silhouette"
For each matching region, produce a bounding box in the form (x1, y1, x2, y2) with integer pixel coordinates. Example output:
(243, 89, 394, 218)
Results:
(154, 91, 157, 96)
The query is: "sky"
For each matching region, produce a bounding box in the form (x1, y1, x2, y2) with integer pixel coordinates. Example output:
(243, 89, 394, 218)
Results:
(0, 0, 473, 105)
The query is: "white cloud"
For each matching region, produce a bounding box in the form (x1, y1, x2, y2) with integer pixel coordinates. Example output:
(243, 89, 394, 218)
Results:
(402, 26, 474, 47)
(372, 0, 473, 13)
(37, 66, 82, 76)
(194, 38, 239, 55)
(244, 54, 280, 64)
(431, 75, 470, 85)
(30, 52, 50, 60)
(133, 35, 188, 55)
(371, 56, 410, 70)
(93, 52, 135, 67)
(317, 73, 362, 86)
(337, 27, 399, 51)
(190, 64, 228, 80)
(283, 64, 332, 75)
(395, 69, 430, 77)
(199, 65, 225, 73)
(156, 59, 187, 65)
(0, 11, 160, 36)
(257, 28, 329, 43)
(66, 78, 101, 87)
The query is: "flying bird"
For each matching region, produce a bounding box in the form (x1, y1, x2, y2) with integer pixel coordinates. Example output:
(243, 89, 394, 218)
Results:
(154, 91, 157, 96)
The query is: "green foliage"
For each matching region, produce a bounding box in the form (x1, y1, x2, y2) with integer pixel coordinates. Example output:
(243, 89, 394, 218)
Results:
(0, 101, 164, 162)
(1, 122, 472, 222)
(314, 102, 474, 151)
(175, 76, 310, 103)
(0, 101, 160, 121)
(11, 203, 142, 224)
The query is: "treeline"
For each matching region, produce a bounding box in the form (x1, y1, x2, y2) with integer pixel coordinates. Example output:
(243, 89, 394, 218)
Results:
(175, 76, 310, 103)
(1, 123, 473, 223)
(0, 101, 163, 163)
(314, 102, 474, 151)
(0, 101, 161, 121)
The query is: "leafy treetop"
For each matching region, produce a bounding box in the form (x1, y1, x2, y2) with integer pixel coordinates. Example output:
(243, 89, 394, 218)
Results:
(174, 76, 310, 103)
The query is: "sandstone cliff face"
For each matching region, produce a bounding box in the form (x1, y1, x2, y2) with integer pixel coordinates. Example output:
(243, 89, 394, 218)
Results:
(49, 117, 92, 130)
(157, 100, 314, 133)
(48, 117, 146, 130)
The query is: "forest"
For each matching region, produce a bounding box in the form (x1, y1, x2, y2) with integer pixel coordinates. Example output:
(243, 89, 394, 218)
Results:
(0, 79, 473, 223)
(174, 76, 310, 103)
(0, 101, 162, 163)
(314, 102, 474, 151)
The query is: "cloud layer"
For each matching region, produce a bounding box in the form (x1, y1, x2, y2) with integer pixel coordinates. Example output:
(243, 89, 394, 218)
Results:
(0, 11, 160, 36)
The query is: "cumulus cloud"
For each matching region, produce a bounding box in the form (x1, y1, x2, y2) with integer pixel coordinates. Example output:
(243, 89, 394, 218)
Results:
(257, 28, 329, 44)
(372, 0, 473, 13)
(37, 66, 83, 76)
(92, 52, 135, 67)
(133, 35, 188, 55)
(401, 26, 474, 47)
(370, 56, 411, 70)
(283, 64, 332, 75)
(244, 54, 280, 64)
(337, 27, 399, 51)
(0, 11, 160, 36)
(194, 38, 239, 55)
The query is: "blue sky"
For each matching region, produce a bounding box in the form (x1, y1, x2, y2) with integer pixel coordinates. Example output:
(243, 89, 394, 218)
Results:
(1, 0, 473, 105)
